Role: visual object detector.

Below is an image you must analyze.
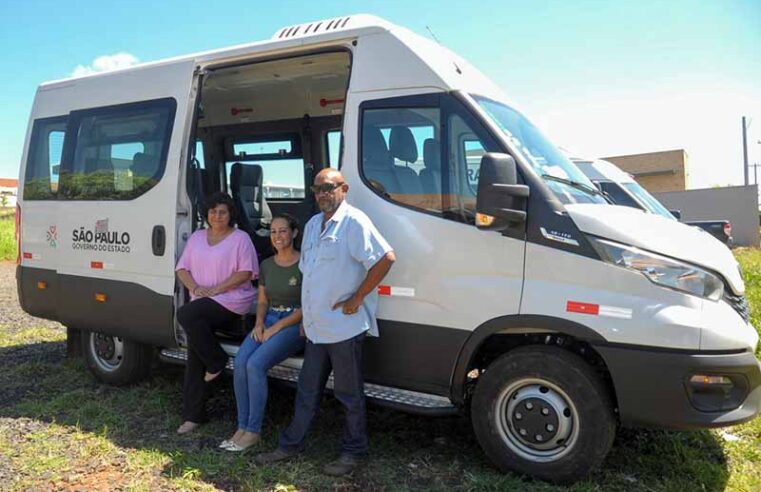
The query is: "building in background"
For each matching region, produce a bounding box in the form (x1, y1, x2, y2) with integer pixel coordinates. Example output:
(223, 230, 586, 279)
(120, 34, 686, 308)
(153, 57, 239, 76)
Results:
(0, 178, 18, 207)
(603, 149, 689, 193)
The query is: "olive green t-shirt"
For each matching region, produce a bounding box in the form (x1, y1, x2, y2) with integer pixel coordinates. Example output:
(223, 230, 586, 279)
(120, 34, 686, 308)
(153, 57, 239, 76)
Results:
(260, 257, 302, 308)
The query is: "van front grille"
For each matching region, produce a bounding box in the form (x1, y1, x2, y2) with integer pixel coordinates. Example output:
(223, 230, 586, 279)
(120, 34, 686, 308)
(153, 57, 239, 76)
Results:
(723, 291, 750, 323)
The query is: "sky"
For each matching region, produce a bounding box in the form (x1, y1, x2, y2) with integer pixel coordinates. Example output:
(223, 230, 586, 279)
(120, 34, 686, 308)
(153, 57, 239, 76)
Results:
(0, 0, 759, 189)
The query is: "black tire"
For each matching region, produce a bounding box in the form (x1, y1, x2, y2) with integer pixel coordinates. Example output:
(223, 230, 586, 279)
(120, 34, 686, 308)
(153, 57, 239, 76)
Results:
(471, 345, 615, 484)
(80, 330, 152, 385)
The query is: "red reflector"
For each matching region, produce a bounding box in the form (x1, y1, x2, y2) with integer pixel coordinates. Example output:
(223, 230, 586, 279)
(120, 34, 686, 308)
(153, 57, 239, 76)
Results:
(377, 285, 391, 296)
(91, 261, 103, 269)
(231, 107, 253, 116)
(319, 98, 345, 107)
(566, 301, 600, 315)
(23, 252, 32, 259)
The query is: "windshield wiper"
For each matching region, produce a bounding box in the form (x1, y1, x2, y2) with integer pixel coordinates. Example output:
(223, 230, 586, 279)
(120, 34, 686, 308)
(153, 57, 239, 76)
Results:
(541, 174, 607, 200)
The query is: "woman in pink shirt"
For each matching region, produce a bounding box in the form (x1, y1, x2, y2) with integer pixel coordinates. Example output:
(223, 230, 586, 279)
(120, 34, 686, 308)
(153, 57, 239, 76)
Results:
(175, 192, 258, 434)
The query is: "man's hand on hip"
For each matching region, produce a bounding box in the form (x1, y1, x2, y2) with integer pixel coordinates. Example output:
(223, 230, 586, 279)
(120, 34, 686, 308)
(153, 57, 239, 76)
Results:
(332, 293, 363, 315)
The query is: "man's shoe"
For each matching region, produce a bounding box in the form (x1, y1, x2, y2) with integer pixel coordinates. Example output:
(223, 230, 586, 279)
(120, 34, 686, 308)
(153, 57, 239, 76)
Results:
(254, 448, 296, 465)
(323, 454, 361, 477)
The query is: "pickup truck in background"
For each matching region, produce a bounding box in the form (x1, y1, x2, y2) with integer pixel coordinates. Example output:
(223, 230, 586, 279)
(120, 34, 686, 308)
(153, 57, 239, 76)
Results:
(571, 158, 734, 248)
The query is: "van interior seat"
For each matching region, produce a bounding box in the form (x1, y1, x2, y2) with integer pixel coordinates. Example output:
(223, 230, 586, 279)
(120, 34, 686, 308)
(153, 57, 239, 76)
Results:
(389, 127, 423, 195)
(230, 162, 273, 262)
(363, 126, 401, 195)
(420, 138, 441, 194)
(131, 152, 158, 180)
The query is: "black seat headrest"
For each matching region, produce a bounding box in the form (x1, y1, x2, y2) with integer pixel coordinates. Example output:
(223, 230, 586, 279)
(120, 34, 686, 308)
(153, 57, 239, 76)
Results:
(389, 127, 418, 164)
(423, 138, 441, 171)
(362, 127, 392, 170)
(132, 152, 158, 178)
(230, 162, 263, 191)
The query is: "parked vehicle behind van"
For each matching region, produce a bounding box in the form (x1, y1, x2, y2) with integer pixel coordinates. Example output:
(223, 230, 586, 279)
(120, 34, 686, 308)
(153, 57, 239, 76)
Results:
(16, 15, 760, 484)
(573, 158, 735, 247)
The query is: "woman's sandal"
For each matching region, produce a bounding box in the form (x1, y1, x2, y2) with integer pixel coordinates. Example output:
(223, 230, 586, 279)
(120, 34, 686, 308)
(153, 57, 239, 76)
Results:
(176, 421, 200, 434)
(225, 439, 259, 452)
(204, 370, 222, 383)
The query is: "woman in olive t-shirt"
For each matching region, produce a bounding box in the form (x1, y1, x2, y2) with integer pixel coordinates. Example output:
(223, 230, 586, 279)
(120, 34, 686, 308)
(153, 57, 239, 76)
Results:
(222, 214, 305, 452)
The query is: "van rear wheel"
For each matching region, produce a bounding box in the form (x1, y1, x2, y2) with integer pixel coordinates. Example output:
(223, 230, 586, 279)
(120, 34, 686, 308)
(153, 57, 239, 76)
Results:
(471, 346, 615, 484)
(81, 330, 152, 385)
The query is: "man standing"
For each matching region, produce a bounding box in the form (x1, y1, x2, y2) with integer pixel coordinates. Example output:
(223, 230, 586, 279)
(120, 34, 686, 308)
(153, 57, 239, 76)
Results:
(255, 169, 395, 476)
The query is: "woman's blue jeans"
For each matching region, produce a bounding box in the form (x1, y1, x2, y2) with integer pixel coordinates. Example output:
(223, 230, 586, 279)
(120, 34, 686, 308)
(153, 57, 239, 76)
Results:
(233, 309, 305, 433)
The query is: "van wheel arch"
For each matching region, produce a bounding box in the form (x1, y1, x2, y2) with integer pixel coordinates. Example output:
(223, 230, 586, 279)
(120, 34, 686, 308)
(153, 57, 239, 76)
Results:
(450, 315, 610, 406)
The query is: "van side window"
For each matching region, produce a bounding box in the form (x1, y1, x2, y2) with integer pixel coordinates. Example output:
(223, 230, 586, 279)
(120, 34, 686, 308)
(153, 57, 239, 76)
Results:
(326, 130, 342, 168)
(361, 107, 443, 214)
(225, 136, 305, 200)
(59, 99, 175, 200)
(23, 117, 67, 200)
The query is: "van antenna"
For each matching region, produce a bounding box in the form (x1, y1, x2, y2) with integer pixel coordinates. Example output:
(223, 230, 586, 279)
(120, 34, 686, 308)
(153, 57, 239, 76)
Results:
(426, 25, 462, 74)
(426, 25, 441, 45)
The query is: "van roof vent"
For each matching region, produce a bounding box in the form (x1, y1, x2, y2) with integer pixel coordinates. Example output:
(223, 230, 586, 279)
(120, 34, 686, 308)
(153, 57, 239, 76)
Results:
(274, 16, 353, 39)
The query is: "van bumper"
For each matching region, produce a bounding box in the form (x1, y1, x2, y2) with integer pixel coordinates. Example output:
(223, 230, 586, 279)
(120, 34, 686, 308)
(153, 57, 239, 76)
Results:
(595, 345, 761, 429)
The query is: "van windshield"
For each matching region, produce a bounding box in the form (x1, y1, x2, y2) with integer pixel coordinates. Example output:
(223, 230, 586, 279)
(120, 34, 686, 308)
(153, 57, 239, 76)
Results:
(472, 95, 606, 205)
(622, 182, 676, 220)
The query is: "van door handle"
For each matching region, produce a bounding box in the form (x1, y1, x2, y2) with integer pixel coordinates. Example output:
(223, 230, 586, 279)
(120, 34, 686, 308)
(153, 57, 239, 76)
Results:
(152, 225, 166, 256)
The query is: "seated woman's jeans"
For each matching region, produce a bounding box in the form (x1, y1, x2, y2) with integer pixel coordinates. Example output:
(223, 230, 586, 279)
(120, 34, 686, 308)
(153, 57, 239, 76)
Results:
(233, 309, 305, 433)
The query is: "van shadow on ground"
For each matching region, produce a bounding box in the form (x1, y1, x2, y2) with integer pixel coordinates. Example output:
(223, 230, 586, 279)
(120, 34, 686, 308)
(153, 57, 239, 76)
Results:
(0, 340, 731, 491)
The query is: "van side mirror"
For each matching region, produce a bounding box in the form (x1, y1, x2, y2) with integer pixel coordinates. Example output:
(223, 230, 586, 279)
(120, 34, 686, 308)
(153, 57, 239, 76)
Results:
(670, 210, 682, 220)
(476, 153, 529, 230)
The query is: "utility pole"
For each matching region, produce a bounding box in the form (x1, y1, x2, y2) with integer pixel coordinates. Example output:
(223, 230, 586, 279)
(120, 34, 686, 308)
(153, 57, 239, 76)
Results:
(742, 116, 749, 185)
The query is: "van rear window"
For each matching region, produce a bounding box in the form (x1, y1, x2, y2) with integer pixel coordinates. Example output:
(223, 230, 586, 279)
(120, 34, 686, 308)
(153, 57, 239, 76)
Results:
(58, 98, 176, 200)
(23, 117, 67, 200)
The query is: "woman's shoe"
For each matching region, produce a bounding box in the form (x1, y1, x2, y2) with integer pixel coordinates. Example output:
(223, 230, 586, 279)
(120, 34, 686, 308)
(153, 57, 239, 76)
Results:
(176, 421, 200, 434)
(204, 370, 222, 383)
(219, 439, 234, 449)
(225, 433, 260, 452)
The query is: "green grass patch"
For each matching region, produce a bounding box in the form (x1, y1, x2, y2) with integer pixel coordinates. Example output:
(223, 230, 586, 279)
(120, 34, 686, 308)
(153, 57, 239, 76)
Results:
(0, 214, 15, 262)
(0, 326, 65, 348)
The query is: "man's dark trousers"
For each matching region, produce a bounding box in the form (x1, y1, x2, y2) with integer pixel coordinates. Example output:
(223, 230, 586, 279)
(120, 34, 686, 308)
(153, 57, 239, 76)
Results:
(279, 332, 368, 455)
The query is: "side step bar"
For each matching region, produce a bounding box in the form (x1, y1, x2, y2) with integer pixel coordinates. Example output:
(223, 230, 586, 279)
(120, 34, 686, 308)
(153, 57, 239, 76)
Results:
(160, 347, 458, 416)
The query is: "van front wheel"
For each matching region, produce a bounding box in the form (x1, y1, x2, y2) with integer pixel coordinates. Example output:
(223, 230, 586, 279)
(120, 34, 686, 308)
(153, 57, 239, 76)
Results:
(471, 346, 615, 484)
(81, 330, 152, 385)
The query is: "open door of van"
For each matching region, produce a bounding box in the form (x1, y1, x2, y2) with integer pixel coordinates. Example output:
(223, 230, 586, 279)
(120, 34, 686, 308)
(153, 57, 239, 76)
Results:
(18, 58, 197, 382)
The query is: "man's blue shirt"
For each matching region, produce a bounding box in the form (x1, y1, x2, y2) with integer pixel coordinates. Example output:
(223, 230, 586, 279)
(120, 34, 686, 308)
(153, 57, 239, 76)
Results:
(300, 200, 392, 344)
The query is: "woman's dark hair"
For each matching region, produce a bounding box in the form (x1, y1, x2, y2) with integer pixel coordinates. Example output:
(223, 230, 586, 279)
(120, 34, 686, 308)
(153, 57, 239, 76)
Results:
(205, 192, 237, 227)
(270, 213, 302, 251)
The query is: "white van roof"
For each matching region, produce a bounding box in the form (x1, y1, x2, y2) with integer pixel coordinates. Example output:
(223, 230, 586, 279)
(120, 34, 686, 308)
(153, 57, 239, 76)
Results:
(38, 14, 509, 104)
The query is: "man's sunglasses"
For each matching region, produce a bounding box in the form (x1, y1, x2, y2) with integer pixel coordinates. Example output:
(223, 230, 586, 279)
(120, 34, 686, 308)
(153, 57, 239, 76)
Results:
(310, 182, 345, 194)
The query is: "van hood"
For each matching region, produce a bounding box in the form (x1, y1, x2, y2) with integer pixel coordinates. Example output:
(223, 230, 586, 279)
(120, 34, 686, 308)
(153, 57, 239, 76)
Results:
(566, 204, 744, 295)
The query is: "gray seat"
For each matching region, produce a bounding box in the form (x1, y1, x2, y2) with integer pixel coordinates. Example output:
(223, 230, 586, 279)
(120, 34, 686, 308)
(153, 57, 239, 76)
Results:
(420, 138, 441, 195)
(131, 152, 159, 185)
(389, 127, 423, 195)
(363, 126, 400, 195)
(230, 162, 272, 261)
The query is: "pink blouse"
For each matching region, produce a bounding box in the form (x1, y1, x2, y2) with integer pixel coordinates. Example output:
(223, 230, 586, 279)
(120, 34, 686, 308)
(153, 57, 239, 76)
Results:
(176, 229, 258, 315)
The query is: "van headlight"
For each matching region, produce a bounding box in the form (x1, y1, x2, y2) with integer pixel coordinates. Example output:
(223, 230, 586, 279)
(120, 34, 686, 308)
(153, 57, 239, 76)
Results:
(589, 238, 724, 300)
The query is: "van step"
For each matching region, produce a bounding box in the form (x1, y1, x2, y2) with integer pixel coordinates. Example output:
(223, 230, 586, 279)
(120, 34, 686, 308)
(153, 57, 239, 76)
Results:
(159, 347, 458, 416)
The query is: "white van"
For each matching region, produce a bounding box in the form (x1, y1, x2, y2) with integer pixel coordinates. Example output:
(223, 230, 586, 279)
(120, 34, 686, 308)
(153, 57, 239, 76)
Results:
(571, 158, 678, 220)
(16, 15, 760, 483)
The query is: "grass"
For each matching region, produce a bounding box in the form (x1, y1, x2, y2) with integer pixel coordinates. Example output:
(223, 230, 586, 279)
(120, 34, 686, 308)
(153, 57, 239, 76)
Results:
(0, 212, 14, 261)
(0, 252, 760, 490)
